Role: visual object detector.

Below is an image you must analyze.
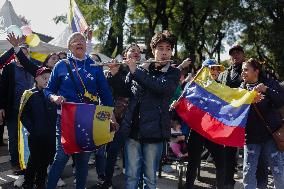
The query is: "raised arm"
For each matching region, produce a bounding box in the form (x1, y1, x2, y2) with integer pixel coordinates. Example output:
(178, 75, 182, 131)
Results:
(6, 33, 38, 77)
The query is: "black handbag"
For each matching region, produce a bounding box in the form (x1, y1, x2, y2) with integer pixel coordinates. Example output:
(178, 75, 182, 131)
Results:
(253, 105, 284, 151)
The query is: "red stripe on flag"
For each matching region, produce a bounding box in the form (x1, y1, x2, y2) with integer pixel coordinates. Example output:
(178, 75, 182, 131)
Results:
(176, 97, 245, 147)
(61, 103, 82, 154)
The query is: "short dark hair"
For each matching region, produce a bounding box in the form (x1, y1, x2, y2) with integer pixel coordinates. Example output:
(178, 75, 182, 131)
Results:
(150, 30, 176, 51)
(123, 43, 140, 58)
(229, 45, 244, 55)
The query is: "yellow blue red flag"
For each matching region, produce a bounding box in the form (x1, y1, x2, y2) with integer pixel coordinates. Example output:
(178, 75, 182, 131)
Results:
(61, 102, 114, 154)
(18, 90, 33, 170)
(68, 0, 88, 33)
(175, 67, 257, 147)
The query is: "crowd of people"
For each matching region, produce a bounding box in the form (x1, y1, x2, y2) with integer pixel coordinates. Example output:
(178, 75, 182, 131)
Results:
(0, 29, 283, 189)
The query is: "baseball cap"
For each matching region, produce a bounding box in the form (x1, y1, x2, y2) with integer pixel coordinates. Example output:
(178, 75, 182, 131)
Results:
(202, 59, 224, 72)
(35, 67, 52, 78)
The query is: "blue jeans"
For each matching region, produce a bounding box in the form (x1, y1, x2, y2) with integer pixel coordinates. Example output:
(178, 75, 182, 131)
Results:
(104, 123, 130, 182)
(6, 111, 19, 167)
(46, 116, 91, 189)
(95, 145, 106, 179)
(125, 138, 163, 189)
(243, 139, 284, 189)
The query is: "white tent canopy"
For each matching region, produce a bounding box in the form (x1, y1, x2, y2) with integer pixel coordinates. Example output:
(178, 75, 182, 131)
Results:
(0, 0, 66, 54)
(0, 0, 23, 29)
(48, 26, 73, 48)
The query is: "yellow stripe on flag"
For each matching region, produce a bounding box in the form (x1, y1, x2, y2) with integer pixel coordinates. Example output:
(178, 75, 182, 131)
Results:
(194, 67, 257, 107)
(93, 106, 114, 146)
(30, 52, 48, 62)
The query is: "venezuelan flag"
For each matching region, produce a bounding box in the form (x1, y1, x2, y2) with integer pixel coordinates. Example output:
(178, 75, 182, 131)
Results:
(61, 102, 114, 154)
(68, 0, 88, 33)
(175, 67, 257, 147)
(18, 90, 33, 170)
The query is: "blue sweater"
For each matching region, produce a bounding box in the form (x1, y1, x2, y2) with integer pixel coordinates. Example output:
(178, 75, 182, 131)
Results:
(44, 54, 113, 107)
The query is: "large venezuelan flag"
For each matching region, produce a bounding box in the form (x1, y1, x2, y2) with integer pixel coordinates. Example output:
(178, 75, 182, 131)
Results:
(175, 67, 257, 147)
(61, 102, 114, 154)
(68, 0, 88, 33)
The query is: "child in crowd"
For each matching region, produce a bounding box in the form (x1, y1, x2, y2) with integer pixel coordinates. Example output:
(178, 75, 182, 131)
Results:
(20, 67, 57, 189)
(169, 120, 188, 158)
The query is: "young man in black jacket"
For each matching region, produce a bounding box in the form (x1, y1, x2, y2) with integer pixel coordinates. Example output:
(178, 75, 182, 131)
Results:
(123, 30, 180, 189)
(20, 67, 57, 189)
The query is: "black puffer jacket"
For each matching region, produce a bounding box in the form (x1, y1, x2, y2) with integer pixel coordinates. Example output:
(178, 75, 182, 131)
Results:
(241, 79, 284, 144)
(121, 63, 180, 141)
(21, 88, 57, 140)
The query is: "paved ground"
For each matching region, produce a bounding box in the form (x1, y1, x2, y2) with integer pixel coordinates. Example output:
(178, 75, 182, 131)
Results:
(0, 127, 274, 189)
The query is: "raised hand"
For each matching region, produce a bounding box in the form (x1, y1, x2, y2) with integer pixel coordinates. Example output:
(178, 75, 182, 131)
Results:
(254, 83, 268, 93)
(252, 92, 265, 103)
(178, 58, 192, 70)
(6, 32, 24, 47)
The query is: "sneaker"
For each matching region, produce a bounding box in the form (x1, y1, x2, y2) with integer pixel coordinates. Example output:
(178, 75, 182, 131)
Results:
(73, 178, 76, 184)
(14, 175, 25, 187)
(57, 178, 66, 187)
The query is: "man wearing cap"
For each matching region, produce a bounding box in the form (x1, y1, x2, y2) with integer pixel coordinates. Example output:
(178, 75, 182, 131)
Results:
(0, 45, 34, 174)
(185, 59, 226, 189)
(218, 45, 245, 188)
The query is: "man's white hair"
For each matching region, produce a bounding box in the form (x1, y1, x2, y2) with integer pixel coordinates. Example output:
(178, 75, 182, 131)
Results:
(67, 32, 86, 49)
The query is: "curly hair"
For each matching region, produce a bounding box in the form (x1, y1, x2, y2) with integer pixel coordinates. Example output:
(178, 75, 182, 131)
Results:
(150, 30, 176, 51)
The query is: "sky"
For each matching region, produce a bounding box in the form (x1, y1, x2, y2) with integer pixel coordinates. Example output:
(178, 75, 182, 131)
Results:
(0, 0, 69, 38)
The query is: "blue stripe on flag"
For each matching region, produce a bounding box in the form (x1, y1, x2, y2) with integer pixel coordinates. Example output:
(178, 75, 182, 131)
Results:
(22, 126, 30, 166)
(74, 104, 96, 151)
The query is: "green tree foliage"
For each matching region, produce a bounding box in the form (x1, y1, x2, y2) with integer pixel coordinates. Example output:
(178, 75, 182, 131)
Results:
(69, 0, 127, 57)
(55, 0, 283, 78)
(127, 0, 175, 57)
(238, 0, 284, 79)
